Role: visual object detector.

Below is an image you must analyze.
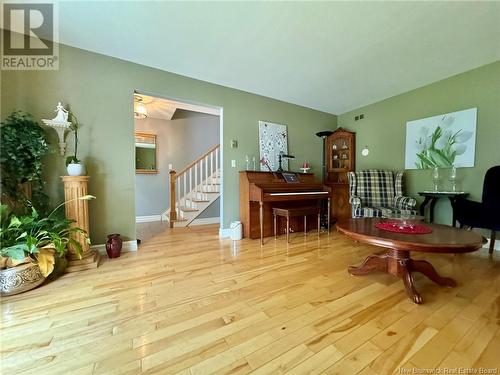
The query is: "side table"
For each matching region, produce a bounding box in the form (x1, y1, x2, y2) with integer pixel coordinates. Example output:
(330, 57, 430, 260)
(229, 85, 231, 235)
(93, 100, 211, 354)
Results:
(418, 191, 469, 227)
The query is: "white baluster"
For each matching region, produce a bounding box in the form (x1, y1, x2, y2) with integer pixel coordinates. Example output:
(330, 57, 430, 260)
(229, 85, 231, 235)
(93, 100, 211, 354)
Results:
(177, 177, 181, 208)
(189, 168, 193, 201)
(215, 147, 219, 174)
(217, 148, 220, 191)
(199, 161, 202, 197)
(200, 159, 203, 197)
(205, 155, 209, 194)
(194, 163, 198, 200)
(197, 161, 201, 197)
(183, 174, 187, 207)
(210, 152, 214, 189)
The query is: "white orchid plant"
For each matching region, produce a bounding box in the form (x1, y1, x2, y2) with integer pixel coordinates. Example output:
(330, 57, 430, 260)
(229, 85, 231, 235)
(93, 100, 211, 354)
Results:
(415, 115, 473, 169)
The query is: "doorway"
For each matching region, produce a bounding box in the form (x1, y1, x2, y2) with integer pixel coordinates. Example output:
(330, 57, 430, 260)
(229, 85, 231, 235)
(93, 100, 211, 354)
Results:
(132, 91, 223, 243)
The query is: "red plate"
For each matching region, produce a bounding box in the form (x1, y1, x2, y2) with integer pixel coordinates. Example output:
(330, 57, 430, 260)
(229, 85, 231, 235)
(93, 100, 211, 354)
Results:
(375, 221, 433, 234)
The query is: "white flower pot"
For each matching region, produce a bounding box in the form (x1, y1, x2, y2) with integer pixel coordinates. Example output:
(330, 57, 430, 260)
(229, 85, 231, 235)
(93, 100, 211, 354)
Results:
(67, 163, 86, 176)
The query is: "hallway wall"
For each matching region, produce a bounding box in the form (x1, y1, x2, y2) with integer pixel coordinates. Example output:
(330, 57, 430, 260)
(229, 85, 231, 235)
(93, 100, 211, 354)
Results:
(135, 109, 220, 217)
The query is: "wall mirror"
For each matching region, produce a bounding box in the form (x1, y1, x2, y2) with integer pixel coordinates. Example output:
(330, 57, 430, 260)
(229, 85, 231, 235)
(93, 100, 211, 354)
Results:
(135, 132, 157, 174)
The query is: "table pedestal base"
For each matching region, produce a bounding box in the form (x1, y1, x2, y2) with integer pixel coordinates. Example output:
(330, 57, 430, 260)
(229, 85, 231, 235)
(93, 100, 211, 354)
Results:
(348, 249, 456, 304)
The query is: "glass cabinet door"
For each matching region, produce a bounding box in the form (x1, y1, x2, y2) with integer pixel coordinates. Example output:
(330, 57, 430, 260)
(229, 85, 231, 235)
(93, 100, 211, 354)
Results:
(331, 137, 351, 170)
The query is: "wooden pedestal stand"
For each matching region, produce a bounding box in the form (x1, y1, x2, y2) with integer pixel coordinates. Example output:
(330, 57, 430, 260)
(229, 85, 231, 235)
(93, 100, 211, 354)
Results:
(61, 176, 99, 272)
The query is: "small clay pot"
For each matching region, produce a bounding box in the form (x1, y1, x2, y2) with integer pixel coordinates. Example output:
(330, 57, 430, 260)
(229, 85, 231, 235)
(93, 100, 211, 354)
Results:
(105, 234, 123, 258)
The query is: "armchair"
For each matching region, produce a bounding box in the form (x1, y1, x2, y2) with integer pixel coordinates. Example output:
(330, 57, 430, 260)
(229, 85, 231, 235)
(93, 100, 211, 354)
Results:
(348, 170, 417, 218)
(455, 165, 500, 254)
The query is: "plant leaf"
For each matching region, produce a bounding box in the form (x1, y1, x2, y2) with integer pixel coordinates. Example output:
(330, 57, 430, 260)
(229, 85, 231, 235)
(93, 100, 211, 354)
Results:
(35, 247, 55, 277)
(9, 216, 22, 228)
(428, 148, 452, 167)
(0, 244, 28, 260)
(68, 238, 83, 259)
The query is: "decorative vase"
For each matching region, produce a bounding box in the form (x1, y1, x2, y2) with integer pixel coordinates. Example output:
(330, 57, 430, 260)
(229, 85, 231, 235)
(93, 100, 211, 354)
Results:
(105, 234, 123, 258)
(67, 162, 86, 176)
(0, 263, 45, 296)
(449, 166, 458, 192)
(432, 167, 441, 191)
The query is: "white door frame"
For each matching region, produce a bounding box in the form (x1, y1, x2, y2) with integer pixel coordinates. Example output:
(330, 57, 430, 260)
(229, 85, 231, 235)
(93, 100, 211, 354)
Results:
(133, 89, 224, 233)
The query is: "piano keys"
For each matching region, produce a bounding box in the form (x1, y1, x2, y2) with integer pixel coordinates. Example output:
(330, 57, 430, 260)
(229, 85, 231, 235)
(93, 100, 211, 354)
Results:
(239, 171, 332, 242)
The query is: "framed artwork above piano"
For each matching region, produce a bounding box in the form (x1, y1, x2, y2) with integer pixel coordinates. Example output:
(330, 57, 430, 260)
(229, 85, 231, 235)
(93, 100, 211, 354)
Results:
(326, 127, 356, 222)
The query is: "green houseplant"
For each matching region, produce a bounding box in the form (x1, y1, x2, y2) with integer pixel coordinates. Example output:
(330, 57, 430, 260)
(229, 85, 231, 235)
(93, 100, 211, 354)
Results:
(0, 111, 50, 215)
(0, 195, 95, 295)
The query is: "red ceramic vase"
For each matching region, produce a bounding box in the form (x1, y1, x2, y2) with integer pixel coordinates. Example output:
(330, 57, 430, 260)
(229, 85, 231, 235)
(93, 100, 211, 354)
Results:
(105, 233, 123, 258)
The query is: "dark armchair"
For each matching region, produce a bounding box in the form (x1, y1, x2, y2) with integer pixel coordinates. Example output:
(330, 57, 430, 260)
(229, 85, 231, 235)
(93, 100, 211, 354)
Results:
(455, 165, 500, 254)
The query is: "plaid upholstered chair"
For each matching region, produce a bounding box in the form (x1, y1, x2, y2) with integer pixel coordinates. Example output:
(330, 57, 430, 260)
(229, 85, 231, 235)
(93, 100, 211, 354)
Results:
(348, 170, 417, 218)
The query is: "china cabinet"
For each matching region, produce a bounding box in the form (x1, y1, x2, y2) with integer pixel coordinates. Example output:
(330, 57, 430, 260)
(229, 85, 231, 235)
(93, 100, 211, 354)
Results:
(325, 128, 356, 221)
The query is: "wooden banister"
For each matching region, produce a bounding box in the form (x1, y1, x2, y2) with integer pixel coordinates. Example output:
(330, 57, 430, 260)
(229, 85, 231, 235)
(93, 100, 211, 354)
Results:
(176, 144, 220, 179)
(169, 170, 177, 227)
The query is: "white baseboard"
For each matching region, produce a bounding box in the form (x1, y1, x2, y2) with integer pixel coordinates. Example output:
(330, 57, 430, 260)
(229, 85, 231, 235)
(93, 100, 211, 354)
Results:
(161, 211, 169, 221)
(136, 215, 162, 223)
(219, 227, 232, 239)
(483, 237, 500, 252)
(91, 240, 138, 256)
(190, 217, 220, 226)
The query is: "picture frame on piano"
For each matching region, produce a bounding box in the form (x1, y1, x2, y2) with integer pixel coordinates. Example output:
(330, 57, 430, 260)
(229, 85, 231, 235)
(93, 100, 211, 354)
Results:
(282, 172, 300, 183)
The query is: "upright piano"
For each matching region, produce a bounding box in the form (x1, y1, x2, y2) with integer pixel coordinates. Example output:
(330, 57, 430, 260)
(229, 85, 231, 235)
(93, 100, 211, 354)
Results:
(239, 171, 332, 241)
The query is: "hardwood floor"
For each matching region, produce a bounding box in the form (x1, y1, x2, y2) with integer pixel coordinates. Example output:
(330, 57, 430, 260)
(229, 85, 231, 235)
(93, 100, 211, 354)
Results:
(1, 224, 499, 374)
(136, 221, 170, 243)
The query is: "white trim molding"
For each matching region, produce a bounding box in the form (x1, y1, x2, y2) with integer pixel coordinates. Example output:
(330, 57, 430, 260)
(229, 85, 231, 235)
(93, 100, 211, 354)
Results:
(219, 227, 232, 239)
(92, 240, 138, 256)
(136, 215, 162, 223)
(483, 237, 500, 252)
(161, 211, 168, 221)
(190, 217, 220, 226)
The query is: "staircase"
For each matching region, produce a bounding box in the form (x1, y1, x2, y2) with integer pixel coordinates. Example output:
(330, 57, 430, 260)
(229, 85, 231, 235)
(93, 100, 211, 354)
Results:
(164, 145, 221, 228)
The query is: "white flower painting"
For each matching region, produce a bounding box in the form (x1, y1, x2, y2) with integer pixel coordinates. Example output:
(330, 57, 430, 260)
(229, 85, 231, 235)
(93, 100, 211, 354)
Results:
(258, 121, 288, 171)
(405, 108, 477, 169)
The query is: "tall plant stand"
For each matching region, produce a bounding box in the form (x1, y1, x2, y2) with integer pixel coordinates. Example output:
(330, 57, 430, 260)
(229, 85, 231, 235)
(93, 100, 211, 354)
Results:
(61, 176, 99, 272)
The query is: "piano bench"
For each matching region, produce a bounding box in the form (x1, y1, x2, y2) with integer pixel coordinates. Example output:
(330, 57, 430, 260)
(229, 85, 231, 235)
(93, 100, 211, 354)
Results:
(272, 206, 322, 243)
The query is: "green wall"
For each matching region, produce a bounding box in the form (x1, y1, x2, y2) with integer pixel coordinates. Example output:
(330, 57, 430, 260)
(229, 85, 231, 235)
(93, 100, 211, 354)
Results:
(338, 61, 500, 224)
(0, 44, 337, 244)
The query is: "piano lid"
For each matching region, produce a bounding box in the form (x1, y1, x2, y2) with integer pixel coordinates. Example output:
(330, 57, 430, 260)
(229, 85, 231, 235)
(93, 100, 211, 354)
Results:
(240, 170, 317, 185)
(255, 183, 328, 192)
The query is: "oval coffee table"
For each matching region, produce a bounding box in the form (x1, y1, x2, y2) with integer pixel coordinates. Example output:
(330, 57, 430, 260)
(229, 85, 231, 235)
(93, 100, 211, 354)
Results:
(337, 218, 486, 304)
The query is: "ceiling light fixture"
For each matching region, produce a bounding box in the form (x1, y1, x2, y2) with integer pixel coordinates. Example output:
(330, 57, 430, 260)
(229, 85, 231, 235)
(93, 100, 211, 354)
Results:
(134, 94, 148, 119)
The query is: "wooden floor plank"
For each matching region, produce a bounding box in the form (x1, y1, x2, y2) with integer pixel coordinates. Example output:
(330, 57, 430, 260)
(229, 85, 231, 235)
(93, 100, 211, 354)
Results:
(0, 224, 498, 374)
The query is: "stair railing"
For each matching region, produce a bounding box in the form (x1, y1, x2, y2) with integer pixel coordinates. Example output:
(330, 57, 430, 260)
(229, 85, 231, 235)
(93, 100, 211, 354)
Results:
(169, 144, 220, 226)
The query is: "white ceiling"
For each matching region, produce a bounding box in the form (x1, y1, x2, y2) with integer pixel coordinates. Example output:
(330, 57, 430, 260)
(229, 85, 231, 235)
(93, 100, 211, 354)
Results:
(135, 93, 220, 121)
(58, 1, 500, 114)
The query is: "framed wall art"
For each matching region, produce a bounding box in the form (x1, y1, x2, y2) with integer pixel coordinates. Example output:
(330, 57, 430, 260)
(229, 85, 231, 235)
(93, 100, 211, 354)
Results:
(405, 108, 477, 169)
(258, 121, 288, 171)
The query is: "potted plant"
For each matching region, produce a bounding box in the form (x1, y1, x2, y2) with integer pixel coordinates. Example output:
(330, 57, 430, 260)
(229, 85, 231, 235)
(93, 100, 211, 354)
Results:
(0, 195, 94, 296)
(65, 112, 86, 176)
(0, 111, 50, 215)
